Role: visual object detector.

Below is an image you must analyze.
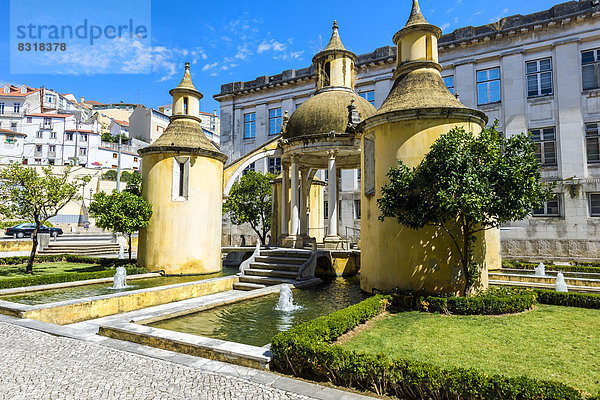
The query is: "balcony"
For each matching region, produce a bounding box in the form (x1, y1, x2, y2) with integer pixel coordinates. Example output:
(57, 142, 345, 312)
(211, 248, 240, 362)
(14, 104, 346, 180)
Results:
(47, 151, 56, 158)
(0, 111, 24, 118)
(40, 121, 53, 130)
(34, 151, 43, 157)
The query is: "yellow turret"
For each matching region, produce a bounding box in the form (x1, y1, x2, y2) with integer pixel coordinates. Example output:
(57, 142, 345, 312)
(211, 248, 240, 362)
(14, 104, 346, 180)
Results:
(312, 21, 357, 92)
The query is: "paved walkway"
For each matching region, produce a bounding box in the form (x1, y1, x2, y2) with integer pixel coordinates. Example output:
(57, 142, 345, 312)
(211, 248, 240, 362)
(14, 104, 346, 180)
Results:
(0, 321, 313, 400)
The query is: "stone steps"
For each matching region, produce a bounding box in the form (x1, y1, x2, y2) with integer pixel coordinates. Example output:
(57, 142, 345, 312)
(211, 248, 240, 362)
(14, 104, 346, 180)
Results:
(244, 268, 298, 279)
(237, 275, 297, 287)
(232, 282, 267, 291)
(39, 243, 121, 256)
(249, 262, 300, 272)
(254, 256, 307, 264)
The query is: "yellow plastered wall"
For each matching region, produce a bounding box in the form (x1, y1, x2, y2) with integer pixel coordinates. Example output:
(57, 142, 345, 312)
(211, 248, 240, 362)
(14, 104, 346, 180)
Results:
(360, 118, 500, 295)
(138, 152, 223, 274)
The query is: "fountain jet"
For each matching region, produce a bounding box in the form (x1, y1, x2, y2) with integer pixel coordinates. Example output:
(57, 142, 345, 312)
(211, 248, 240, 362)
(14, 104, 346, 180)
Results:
(555, 272, 568, 292)
(112, 266, 129, 289)
(275, 284, 302, 311)
(534, 262, 546, 277)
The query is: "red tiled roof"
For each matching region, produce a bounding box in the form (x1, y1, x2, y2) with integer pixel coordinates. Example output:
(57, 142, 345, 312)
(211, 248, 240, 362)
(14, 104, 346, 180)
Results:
(65, 129, 98, 134)
(0, 128, 26, 137)
(84, 100, 103, 105)
(114, 119, 129, 126)
(1, 85, 39, 97)
(199, 111, 216, 116)
(25, 113, 70, 118)
(98, 147, 139, 157)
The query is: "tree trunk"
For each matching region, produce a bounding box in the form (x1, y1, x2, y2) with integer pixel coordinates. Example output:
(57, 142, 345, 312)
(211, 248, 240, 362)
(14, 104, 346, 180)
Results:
(128, 234, 132, 262)
(250, 223, 265, 245)
(26, 223, 42, 274)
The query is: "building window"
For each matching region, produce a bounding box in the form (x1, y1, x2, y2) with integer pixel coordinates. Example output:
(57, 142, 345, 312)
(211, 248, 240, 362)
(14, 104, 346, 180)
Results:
(5, 135, 15, 144)
(356, 168, 361, 189)
(50, 131, 56, 139)
(49, 145, 56, 152)
(46, 94, 55, 103)
(533, 195, 561, 217)
(0, 103, 4, 114)
(582, 49, 600, 91)
(11, 122, 17, 130)
(268, 157, 281, 174)
(244, 112, 256, 139)
(80, 134, 88, 141)
(354, 200, 361, 219)
(34, 158, 42, 164)
(359, 91, 375, 106)
(590, 194, 600, 216)
(338, 200, 342, 220)
(269, 108, 282, 135)
(26, 117, 32, 123)
(243, 162, 255, 175)
(13, 104, 20, 113)
(324, 201, 328, 219)
(586, 122, 600, 163)
(526, 58, 553, 97)
(36, 131, 43, 138)
(477, 67, 501, 105)
(113, 153, 118, 159)
(183, 97, 188, 114)
(35, 145, 42, 153)
(134, 157, 138, 162)
(443, 76, 455, 95)
(324, 169, 328, 181)
(66, 133, 74, 141)
(172, 156, 190, 201)
(79, 148, 87, 156)
(530, 127, 557, 166)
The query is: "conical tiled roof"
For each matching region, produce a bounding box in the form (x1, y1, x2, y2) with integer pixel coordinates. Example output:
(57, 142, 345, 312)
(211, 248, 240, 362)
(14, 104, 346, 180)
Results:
(405, 0, 429, 27)
(169, 62, 201, 97)
(324, 20, 346, 51)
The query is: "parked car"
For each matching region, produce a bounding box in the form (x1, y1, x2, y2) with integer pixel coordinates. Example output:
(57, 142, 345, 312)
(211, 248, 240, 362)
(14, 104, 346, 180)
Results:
(5, 223, 63, 238)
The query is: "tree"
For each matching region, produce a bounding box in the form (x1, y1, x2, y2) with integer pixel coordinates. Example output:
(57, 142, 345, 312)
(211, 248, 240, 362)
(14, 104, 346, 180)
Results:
(89, 190, 152, 261)
(0, 164, 89, 274)
(124, 172, 142, 196)
(378, 125, 552, 295)
(224, 171, 274, 245)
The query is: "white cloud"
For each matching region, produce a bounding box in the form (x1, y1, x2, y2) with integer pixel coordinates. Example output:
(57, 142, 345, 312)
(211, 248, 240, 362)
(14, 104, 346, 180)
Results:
(202, 62, 219, 71)
(257, 39, 286, 54)
(440, 23, 451, 31)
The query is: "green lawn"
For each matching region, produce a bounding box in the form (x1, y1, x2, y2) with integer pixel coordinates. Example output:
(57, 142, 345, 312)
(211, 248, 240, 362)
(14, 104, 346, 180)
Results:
(342, 305, 600, 394)
(0, 262, 103, 278)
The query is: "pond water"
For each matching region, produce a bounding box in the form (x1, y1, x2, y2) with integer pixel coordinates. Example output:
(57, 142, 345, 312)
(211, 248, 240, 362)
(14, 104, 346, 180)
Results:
(148, 277, 366, 347)
(1, 267, 238, 305)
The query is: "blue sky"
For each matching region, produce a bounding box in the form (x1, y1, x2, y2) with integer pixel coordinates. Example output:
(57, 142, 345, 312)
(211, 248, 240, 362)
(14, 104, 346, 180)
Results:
(1, 0, 559, 113)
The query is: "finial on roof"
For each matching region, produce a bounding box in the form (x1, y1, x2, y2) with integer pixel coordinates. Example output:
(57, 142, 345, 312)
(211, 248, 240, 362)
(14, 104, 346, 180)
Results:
(324, 19, 346, 51)
(170, 62, 200, 96)
(185, 62, 190, 70)
(405, 0, 429, 27)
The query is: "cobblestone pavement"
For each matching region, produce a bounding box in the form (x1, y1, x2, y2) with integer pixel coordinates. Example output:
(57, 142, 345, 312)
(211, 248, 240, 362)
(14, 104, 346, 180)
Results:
(0, 322, 313, 400)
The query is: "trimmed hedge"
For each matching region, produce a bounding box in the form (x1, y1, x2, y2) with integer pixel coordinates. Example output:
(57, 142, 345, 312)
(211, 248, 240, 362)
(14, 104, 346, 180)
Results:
(0, 220, 54, 229)
(0, 266, 149, 289)
(502, 260, 600, 274)
(0, 254, 136, 266)
(419, 290, 536, 315)
(271, 295, 589, 400)
(533, 289, 600, 310)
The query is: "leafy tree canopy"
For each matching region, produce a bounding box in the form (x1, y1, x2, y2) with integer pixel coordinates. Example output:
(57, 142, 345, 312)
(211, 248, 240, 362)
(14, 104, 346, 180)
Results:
(224, 171, 274, 245)
(89, 190, 152, 261)
(0, 164, 89, 273)
(378, 125, 553, 295)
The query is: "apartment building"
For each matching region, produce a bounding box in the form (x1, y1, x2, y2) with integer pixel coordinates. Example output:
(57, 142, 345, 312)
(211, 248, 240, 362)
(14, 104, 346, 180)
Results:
(215, 0, 600, 257)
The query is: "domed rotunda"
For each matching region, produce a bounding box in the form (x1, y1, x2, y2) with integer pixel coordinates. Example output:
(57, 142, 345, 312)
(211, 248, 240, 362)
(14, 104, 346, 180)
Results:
(277, 21, 376, 248)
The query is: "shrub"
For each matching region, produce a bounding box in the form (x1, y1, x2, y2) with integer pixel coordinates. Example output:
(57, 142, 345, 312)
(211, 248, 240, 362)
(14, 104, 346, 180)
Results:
(420, 289, 536, 315)
(502, 260, 600, 274)
(0, 220, 53, 229)
(0, 266, 148, 289)
(0, 254, 135, 267)
(271, 295, 587, 400)
(533, 289, 600, 310)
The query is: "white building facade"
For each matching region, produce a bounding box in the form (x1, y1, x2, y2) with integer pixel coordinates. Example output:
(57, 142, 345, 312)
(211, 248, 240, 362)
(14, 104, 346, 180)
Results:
(215, 0, 600, 258)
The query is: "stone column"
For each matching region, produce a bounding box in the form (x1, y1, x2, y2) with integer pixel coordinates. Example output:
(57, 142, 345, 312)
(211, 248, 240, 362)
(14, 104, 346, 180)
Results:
(326, 150, 339, 239)
(299, 167, 308, 237)
(290, 157, 299, 236)
(280, 163, 289, 237)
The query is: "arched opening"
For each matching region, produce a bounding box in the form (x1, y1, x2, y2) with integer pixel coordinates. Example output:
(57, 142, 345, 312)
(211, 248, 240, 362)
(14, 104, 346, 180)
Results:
(323, 62, 331, 87)
(426, 36, 432, 61)
(183, 97, 189, 114)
